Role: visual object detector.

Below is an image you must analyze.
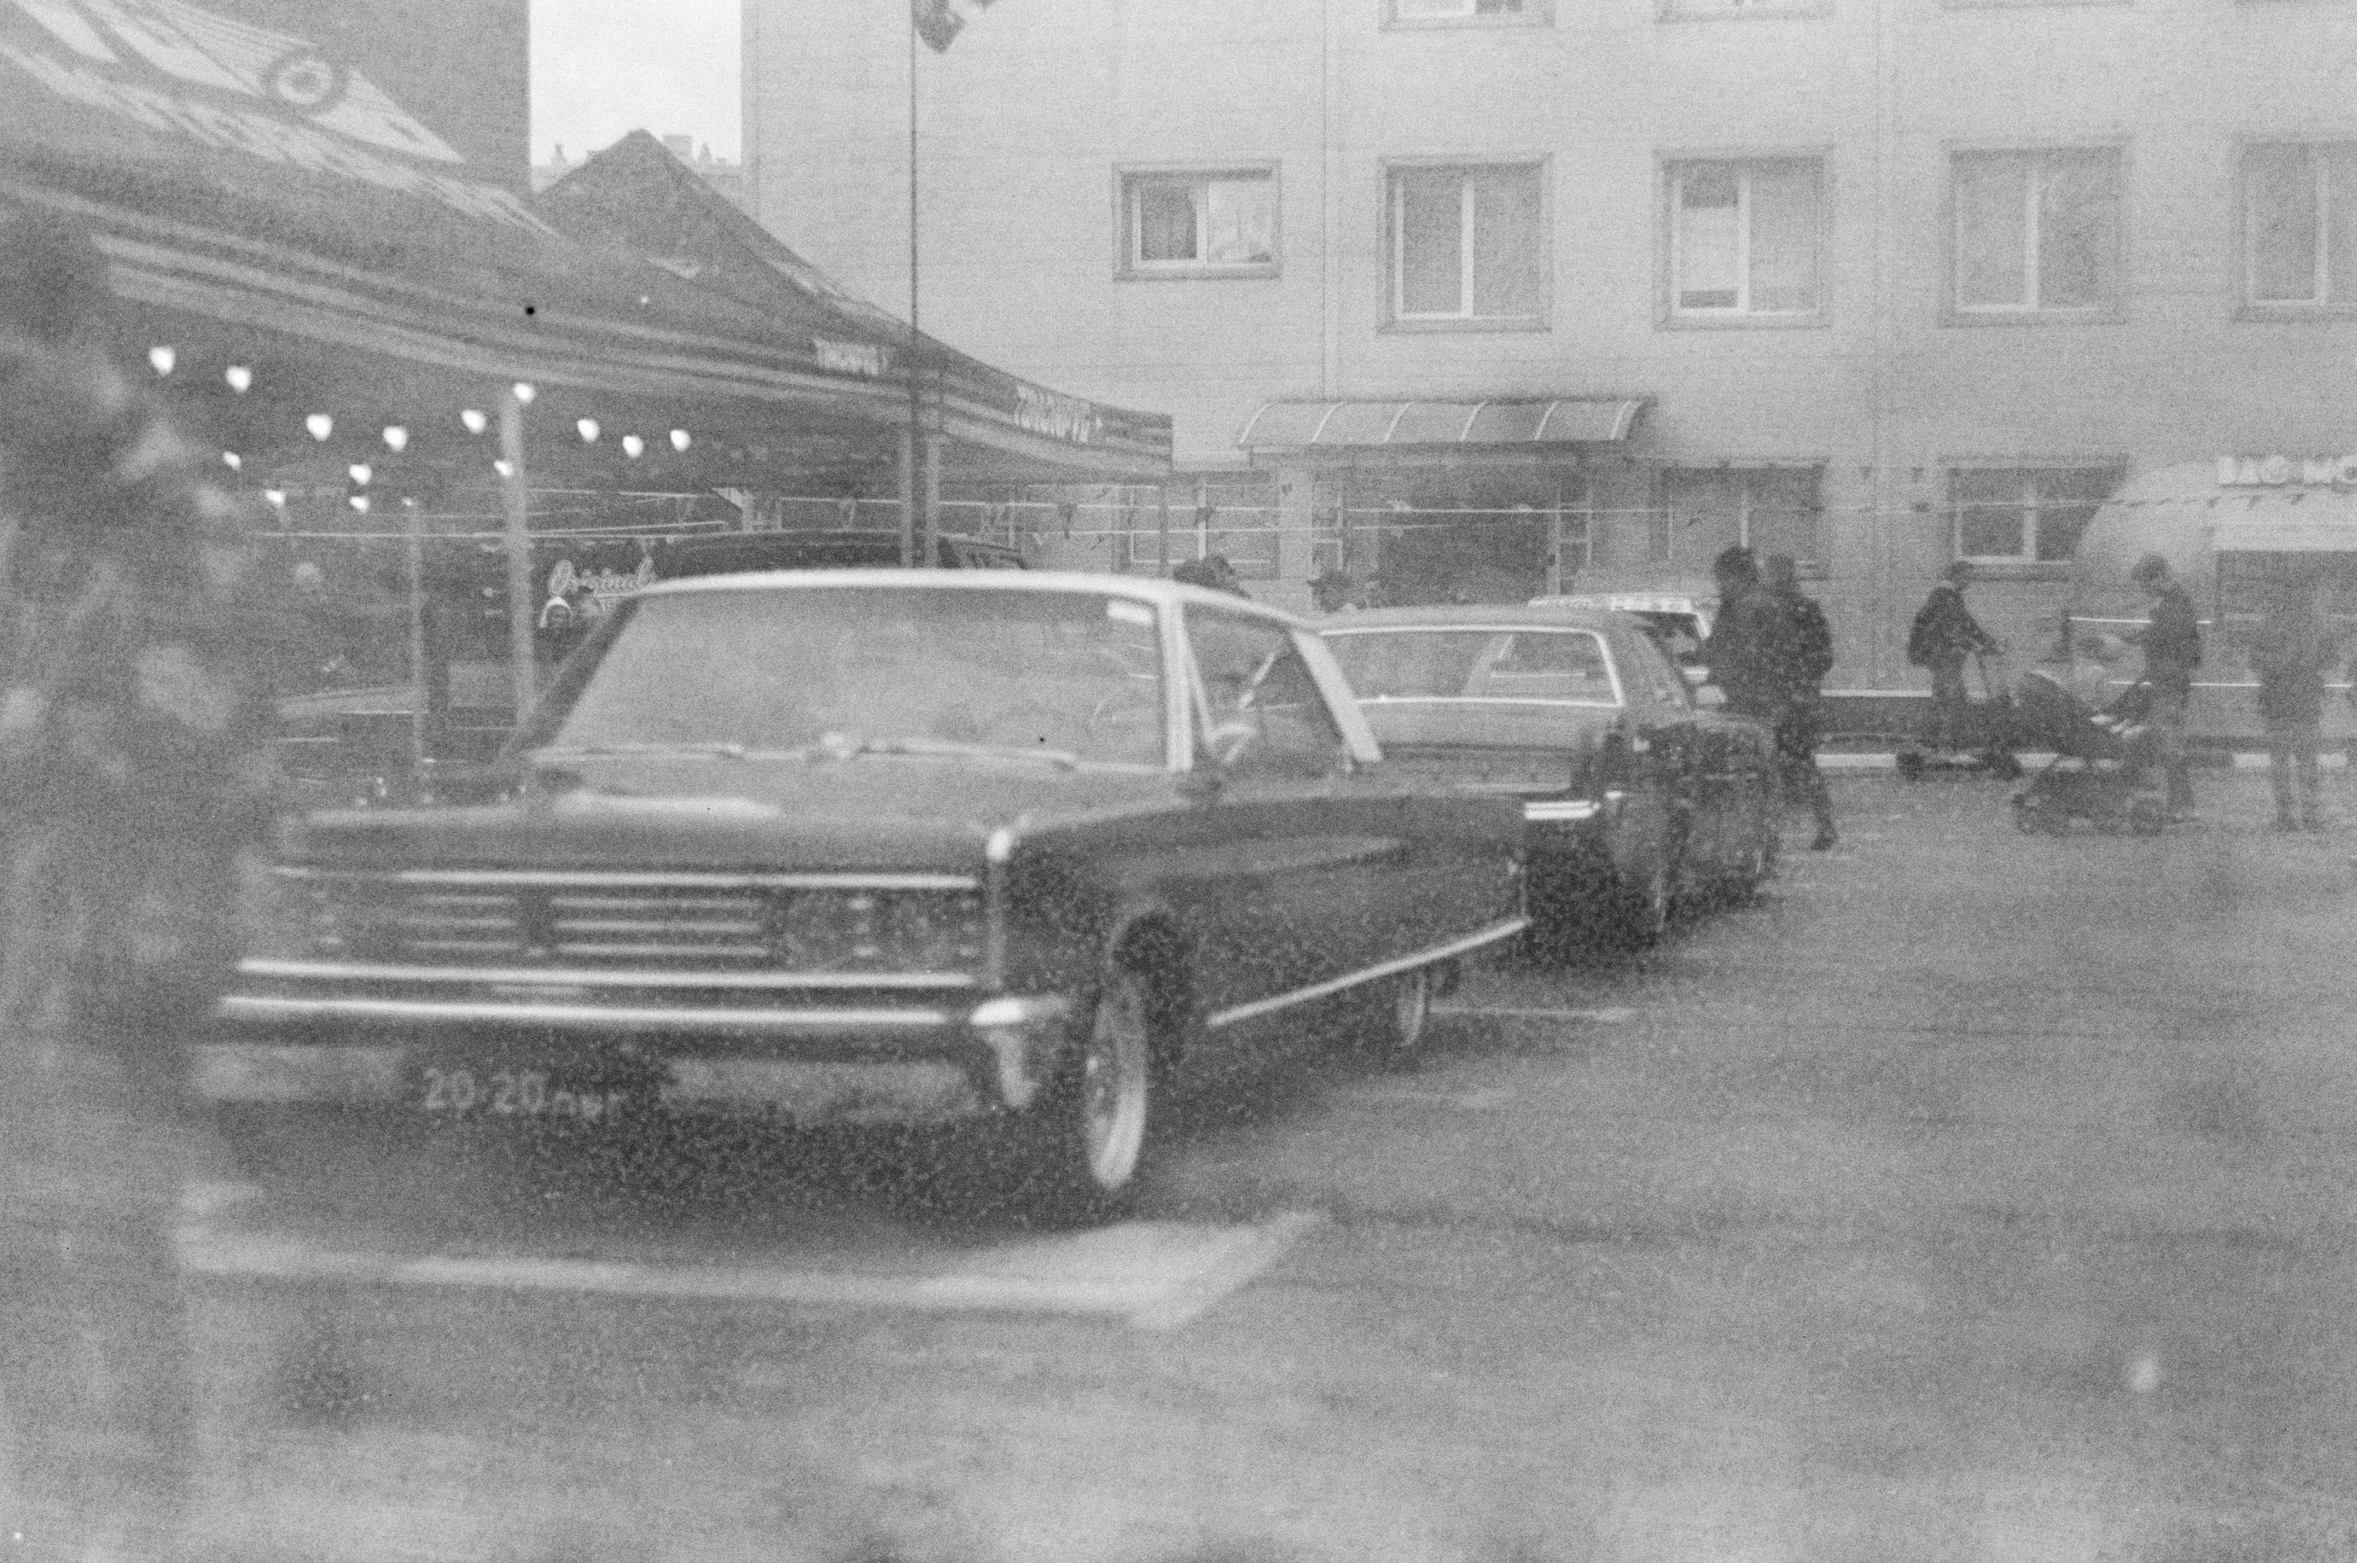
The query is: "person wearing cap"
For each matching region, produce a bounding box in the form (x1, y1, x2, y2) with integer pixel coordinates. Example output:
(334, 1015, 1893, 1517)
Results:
(2128, 552, 2202, 821)
(1907, 561, 2001, 754)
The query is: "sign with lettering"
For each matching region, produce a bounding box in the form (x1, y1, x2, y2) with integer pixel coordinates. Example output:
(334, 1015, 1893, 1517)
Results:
(2216, 454, 2357, 489)
(813, 338, 891, 379)
(1015, 384, 1102, 446)
(0, 0, 542, 230)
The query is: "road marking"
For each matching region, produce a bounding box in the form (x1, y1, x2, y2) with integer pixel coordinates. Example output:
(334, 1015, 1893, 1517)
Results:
(1434, 1005, 1636, 1023)
(176, 1209, 1322, 1332)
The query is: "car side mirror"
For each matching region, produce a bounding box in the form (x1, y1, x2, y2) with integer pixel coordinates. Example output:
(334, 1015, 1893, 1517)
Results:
(1694, 684, 1727, 710)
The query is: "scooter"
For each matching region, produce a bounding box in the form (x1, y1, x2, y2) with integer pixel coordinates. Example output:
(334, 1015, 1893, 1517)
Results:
(1896, 653, 2025, 781)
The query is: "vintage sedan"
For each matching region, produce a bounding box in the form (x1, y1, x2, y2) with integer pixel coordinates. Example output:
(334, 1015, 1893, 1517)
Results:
(1321, 605, 1777, 951)
(197, 573, 1527, 1219)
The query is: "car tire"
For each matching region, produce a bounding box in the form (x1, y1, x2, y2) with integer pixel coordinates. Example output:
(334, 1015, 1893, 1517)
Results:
(1721, 824, 1778, 906)
(1368, 967, 1435, 1072)
(1017, 962, 1159, 1225)
(1615, 860, 1673, 948)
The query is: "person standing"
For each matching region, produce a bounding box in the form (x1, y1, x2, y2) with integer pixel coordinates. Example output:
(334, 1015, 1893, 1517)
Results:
(1703, 546, 1832, 844)
(2249, 575, 2332, 832)
(1907, 561, 2001, 753)
(0, 212, 278, 1558)
(2128, 552, 2202, 822)
(1764, 553, 1839, 851)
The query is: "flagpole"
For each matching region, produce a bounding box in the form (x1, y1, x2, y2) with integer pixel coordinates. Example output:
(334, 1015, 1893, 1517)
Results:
(901, 0, 922, 569)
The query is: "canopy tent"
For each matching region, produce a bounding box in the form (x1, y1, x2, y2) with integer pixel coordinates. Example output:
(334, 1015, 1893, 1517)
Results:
(0, 0, 1169, 491)
(2071, 460, 2357, 621)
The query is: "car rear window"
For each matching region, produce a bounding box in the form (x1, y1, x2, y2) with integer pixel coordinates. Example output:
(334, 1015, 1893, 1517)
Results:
(1326, 629, 1621, 707)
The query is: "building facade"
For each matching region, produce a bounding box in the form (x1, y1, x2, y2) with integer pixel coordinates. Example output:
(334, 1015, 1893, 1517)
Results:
(745, 0, 2357, 687)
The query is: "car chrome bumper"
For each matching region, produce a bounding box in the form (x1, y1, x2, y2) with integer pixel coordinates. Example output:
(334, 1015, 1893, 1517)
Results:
(197, 989, 1076, 1122)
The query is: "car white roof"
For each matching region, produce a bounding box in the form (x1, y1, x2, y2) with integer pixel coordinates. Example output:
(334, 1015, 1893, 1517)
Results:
(634, 567, 1312, 628)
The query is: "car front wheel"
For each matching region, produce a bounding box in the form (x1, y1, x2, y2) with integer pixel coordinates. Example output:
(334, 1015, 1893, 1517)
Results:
(1020, 963, 1158, 1223)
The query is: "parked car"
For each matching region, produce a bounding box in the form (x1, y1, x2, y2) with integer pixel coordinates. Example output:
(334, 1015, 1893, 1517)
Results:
(199, 573, 1527, 1220)
(653, 528, 1029, 577)
(1530, 584, 1716, 687)
(1321, 605, 1777, 951)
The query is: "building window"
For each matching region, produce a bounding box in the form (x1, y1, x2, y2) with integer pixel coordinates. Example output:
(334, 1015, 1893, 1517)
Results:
(1952, 149, 2121, 316)
(2244, 143, 2357, 308)
(1663, 467, 1822, 567)
(1950, 467, 2119, 563)
(1388, 162, 1546, 328)
(1121, 169, 1276, 277)
(1389, 0, 1540, 20)
(1666, 159, 1821, 319)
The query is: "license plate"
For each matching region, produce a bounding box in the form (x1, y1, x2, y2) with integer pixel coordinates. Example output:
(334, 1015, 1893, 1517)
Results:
(415, 1064, 633, 1128)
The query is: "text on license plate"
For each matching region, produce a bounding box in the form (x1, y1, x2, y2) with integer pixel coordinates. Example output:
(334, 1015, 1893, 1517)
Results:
(418, 1066, 628, 1125)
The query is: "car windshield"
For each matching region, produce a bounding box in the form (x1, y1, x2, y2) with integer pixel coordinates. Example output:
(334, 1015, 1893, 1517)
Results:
(543, 587, 1167, 767)
(1326, 628, 1622, 708)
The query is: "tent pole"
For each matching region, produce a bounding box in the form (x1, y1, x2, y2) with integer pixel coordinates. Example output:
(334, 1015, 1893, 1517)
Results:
(406, 497, 428, 767)
(922, 431, 941, 567)
(501, 390, 535, 728)
(898, 424, 917, 568)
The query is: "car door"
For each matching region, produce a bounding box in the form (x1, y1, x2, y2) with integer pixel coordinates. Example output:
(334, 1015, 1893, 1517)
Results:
(1177, 608, 1400, 1021)
(1612, 624, 1714, 877)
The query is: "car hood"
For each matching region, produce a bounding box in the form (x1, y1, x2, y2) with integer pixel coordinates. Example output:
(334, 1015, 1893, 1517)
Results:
(282, 752, 1189, 874)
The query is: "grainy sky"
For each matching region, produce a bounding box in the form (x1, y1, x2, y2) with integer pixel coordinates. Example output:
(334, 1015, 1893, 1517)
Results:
(530, 0, 741, 164)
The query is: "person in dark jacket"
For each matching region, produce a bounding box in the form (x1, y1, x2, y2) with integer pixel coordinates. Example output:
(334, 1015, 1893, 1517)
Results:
(0, 211, 277, 1558)
(2129, 552, 2202, 820)
(1703, 546, 1796, 722)
(1764, 553, 1838, 851)
(1907, 561, 2001, 753)
(2250, 574, 2334, 832)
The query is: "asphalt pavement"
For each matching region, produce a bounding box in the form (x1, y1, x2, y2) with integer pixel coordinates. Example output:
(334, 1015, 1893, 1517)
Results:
(170, 771, 2357, 1562)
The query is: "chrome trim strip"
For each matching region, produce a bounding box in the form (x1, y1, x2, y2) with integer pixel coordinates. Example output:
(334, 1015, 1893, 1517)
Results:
(1523, 800, 1601, 822)
(275, 867, 981, 892)
(983, 827, 1015, 990)
(235, 958, 980, 991)
(1203, 917, 1529, 1032)
(218, 994, 954, 1033)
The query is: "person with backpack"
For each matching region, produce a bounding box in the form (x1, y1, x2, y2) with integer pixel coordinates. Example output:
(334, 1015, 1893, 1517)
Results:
(1908, 561, 2001, 753)
(1765, 553, 1838, 851)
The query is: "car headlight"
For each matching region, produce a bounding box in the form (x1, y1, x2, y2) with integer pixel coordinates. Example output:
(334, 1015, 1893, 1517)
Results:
(770, 890, 986, 973)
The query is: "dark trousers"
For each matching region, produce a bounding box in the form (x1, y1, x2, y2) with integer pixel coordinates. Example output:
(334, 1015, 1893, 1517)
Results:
(1773, 702, 1835, 838)
(2265, 716, 2323, 825)
(1928, 661, 1972, 751)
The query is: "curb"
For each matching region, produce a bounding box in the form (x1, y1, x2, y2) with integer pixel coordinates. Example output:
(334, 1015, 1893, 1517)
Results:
(1819, 751, 2345, 773)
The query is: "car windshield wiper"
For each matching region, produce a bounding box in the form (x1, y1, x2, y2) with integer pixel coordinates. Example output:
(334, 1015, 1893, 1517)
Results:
(537, 741, 751, 760)
(813, 735, 1082, 771)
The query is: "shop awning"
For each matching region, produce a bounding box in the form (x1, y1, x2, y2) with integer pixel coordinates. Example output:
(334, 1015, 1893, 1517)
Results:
(1238, 396, 1650, 455)
(0, 0, 1168, 485)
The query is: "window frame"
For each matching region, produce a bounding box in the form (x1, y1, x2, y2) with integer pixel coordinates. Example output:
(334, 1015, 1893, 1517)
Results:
(1944, 461, 2124, 574)
(2236, 140, 2357, 317)
(1381, 155, 1552, 333)
(1384, 0, 1553, 26)
(1661, 464, 1828, 571)
(1945, 143, 2128, 325)
(1114, 163, 1282, 282)
(1659, 153, 1830, 328)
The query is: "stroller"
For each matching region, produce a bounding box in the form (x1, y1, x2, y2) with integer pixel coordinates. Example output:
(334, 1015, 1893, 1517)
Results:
(2007, 668, 2168, 836)
(1895, 653, 2024, 781)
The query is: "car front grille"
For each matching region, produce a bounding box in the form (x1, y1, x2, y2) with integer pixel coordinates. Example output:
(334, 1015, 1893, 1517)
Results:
(283, 868, 986, 977)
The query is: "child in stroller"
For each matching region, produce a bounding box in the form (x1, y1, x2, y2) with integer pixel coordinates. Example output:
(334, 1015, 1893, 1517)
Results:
(2009, 667, 2170, 836)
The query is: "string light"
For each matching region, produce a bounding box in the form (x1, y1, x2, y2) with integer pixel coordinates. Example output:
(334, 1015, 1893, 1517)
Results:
(576, 418, 600, 443)
(621, 435, 645, 458)
(493, 459, 515, 478)
(220, 451, 241, 471)
(146, 346, 174, 376)
(224, 365, 252, 393)
(348, 495, 370, 513)
(346, 463, 372, 486)
(511, 382, 537, 405)
(461, 408, 488, 435)
(305, 414, 333, 441)
(382, 426, 409, 452)
(262, 489, 286, 508)
(670, 429, 691, 452)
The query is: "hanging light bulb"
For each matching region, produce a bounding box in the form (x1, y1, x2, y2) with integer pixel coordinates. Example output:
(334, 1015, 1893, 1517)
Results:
(306, 413, 333, 441)
(576, 418, 601, 444)
(621, 434, 645, 459)
(224, 365, 253, 393)
(262, 489, 287, 508)
(347, 462, 372, 486)
(511, 381, 537, 405)
(348, 494, 371, 513)
(146, 346, 175, 376)
(461, 408, 488, 435)
(382, 425, 409, 452)
(493, 458, 515, 479)
(670, 429, 691, 452)
(220, 451, 242, 471)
